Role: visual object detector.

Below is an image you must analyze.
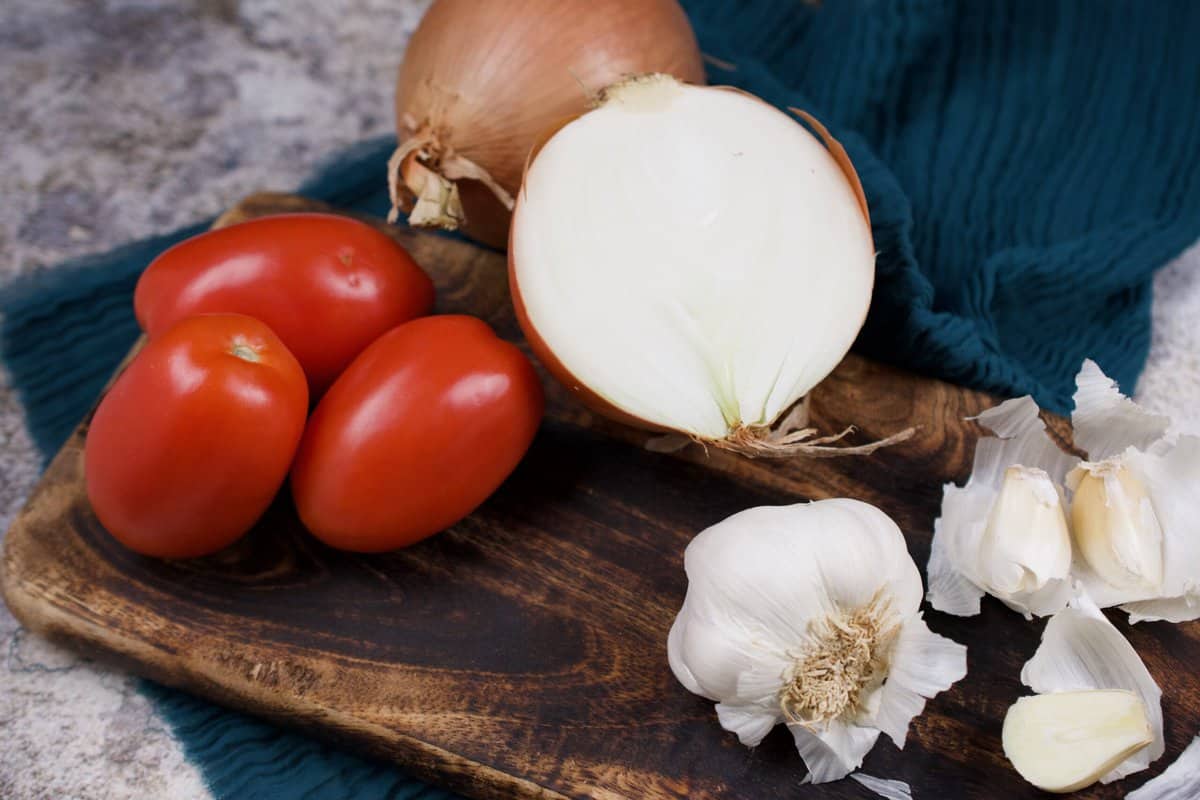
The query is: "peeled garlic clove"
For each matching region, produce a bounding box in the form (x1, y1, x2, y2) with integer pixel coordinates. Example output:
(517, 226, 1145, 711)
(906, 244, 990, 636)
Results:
(1020, 594, 1164, 781)
(511, 75, 909, 457)
(1002, 690, 1153, 793)
(978, 466, 1071, 596)
(1070, 460, 1164, 593)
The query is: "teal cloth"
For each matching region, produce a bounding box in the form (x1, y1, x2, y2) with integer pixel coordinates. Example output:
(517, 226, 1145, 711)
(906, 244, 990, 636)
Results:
(4, 1, 1200, 796)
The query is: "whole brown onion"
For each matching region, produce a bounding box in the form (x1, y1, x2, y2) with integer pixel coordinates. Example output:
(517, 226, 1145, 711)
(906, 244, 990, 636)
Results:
(388, 0, 706, 248)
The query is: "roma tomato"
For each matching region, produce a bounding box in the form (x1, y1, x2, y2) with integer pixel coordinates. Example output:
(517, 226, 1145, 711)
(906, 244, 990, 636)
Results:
(134, 213, 435, 395)
(85, 314, 308, 558)
(291, 315, 544, 552)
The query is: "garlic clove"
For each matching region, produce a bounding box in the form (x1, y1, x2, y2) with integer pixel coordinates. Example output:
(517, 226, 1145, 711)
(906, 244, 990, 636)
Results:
(1119, 435, 1200, 623)
(1063, 361, 1200, 621)
(665, 597, 705, 697)
(978, 465, 1072, 597)
(1020, 594, 1164, 781)
(928, 396, 1079, 618)
(1069, 459, 1164, 594)
(1002, 690, 1153, 793)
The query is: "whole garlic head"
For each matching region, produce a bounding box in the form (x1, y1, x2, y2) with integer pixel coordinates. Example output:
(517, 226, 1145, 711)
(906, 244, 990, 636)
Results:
(667, 499, 967, 783)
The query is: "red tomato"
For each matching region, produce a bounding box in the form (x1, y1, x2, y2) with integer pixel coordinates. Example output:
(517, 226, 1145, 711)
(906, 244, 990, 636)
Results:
(291, 315, 544, 552)
(134, 213, 435, 395)
(85, 314, 309, 558)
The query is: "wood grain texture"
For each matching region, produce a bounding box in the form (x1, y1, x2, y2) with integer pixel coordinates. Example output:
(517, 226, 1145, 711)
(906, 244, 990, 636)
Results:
(4, 194, 1198, 799)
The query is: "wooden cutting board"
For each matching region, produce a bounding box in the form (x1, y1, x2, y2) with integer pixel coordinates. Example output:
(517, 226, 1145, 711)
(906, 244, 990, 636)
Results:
(4, 194, 1198, 800)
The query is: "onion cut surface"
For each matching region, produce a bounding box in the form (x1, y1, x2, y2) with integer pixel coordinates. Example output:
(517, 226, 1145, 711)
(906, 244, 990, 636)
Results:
(511, 76, 901, 456)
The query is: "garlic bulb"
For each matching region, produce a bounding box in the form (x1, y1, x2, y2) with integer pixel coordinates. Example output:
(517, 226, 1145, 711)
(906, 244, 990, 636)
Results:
(927, 397, 1079, 618)
(667, 500, 967, 783)
(1019, 594, 1164, 783)
(1068, 360, 1200, 622)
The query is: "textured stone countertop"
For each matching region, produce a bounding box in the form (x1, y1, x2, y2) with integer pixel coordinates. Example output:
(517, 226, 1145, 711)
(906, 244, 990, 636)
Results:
(1, 2, 1198, 799)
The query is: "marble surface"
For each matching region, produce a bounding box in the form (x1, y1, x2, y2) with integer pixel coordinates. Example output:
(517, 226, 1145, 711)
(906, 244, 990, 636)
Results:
(0, 2, 1197, 798)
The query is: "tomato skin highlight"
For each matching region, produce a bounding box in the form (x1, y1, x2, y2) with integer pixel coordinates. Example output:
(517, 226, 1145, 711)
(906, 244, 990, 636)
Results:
(134, 213, 435, 395)
(85, 314, 309, 559)
(291, 315, 544, 552)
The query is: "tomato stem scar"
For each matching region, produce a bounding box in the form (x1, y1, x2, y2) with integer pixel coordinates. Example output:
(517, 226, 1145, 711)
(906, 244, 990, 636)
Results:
(230, 341, 261, 363)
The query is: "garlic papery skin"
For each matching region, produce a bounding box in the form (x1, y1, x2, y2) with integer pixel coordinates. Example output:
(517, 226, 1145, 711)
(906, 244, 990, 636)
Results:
(849, 773, 912, 799)
(1127, 736, 1200, 800)
(1071, 359, 1170, 461)
(667, 500, 967, 783)
(1001, 690, 1153, 793)
(1020, 594, 1164, 782)
(1067, 360, 1200, 623)
(1068, 459, 1164, 597)
(928, 397, 1078, 618)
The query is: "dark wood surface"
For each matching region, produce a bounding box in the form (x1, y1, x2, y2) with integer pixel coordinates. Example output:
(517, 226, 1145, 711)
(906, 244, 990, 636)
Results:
(3, 194, 1197, 799)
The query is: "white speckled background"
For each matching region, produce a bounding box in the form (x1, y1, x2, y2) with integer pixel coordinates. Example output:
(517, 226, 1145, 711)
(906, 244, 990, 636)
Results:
(0, 2, 1197, 798)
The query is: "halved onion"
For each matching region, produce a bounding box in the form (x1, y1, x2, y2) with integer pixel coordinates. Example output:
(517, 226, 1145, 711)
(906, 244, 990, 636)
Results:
(510, 75, 908, 457)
